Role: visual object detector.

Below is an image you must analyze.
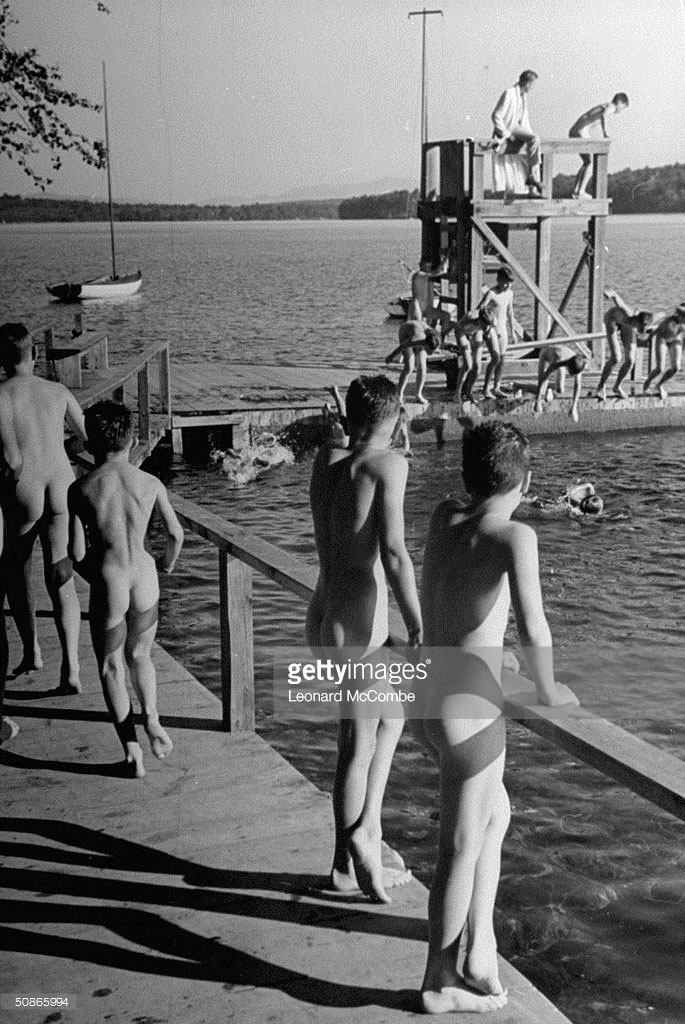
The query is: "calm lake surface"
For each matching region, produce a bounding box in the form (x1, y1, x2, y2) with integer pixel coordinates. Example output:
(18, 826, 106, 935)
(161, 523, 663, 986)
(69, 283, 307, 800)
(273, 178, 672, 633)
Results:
(2, 217, 684, 1024)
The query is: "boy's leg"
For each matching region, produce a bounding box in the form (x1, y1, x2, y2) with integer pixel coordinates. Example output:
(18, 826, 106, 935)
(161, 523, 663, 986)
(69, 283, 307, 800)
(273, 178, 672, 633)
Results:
(40, 510, 81, 693)
(5, 523, 42, 674)
(331, 715, 380, 891)
(422, 738, 507, 1014)
(462, 339, 482, 399)
(463, 780, 511, 995)
(483, 330, 500, 397)
(415, 349, 429, 404)
(493, 335, 507, 395)
(596, 329, 621, 398)
(90, 596, 145, 779)
(643, 339, 667, 393)
(125, 598, 172, 759)
(656, 342, 682, 399)
(397, 351, 415, 403)
(614, 335, 637, 396)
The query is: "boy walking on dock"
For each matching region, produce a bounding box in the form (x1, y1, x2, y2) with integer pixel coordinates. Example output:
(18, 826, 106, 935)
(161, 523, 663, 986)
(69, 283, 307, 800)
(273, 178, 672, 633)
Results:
(68, 400, 184, 778)
(307, 375, 422, 902)
(0, 322, 87, 693)
(413, 421, 578, 1013)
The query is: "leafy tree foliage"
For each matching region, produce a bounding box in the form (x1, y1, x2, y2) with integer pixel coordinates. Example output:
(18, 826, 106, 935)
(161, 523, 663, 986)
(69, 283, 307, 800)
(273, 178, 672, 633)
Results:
(0, 0, 108, 189)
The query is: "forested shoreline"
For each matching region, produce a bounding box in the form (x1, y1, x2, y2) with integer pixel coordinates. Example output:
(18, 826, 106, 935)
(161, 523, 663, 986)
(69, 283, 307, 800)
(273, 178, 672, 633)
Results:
(2, 164, 684, 222)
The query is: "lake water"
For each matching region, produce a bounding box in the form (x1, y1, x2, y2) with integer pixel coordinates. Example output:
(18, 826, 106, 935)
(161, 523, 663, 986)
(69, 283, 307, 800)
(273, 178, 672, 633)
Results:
(2, 217, 684, 1024)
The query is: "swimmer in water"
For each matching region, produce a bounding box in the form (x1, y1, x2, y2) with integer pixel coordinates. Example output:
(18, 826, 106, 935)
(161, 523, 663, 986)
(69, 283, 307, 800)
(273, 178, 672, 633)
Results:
(525, 482, 604, 517)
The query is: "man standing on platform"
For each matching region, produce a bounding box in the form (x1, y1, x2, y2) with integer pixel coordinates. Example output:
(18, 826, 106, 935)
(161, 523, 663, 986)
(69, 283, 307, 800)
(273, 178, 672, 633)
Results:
(491, 70, 543, 197)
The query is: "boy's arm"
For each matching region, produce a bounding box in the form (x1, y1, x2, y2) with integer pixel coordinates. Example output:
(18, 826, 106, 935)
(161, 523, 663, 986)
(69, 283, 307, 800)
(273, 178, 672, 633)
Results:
(67, 483, 87, 567)
(506, 523, 578, 705)
(600, 102, 610, 137)
(154, 484, 184, 573)
(63, 387, 88, 444)
(0, 391, 23, 481)
(376, 458, 422, 645)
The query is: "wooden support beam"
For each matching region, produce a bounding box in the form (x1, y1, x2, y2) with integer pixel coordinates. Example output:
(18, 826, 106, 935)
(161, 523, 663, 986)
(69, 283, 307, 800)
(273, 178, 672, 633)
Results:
(535, 217, 552, 339)
(137, 362, 150, 442)
(219, 552, 255, 732)
(158, 345, 172, 421)
(472, 215, 592, 358)
(504, 672, 685, 822)
(469, 149, 485, 308)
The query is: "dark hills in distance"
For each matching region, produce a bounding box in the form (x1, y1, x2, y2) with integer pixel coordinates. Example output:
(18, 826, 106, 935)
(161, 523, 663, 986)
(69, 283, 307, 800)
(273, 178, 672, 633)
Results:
(2, 164, 684, 222)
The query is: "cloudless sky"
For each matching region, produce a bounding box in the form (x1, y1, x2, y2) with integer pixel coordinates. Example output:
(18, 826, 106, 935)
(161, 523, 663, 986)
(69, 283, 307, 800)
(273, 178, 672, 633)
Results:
(3, 0, 685, 203)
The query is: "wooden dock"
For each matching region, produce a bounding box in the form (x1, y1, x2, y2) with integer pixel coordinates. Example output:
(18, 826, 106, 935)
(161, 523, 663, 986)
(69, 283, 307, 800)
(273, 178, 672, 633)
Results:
(1, 587, 572, 1024)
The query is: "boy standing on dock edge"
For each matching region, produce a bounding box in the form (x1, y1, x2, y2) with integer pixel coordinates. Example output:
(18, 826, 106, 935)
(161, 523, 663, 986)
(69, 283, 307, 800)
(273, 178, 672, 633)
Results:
(413, 421, 578, 1013)
(68, 400, 184, 778)
(306, 375, 422, 902)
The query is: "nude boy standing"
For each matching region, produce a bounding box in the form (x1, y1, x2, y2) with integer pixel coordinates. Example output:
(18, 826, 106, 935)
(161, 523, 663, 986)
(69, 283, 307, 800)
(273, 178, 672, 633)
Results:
(68, 401, 183, 778)
(306, 375, 422, 902)
(0, 322, 87, 692)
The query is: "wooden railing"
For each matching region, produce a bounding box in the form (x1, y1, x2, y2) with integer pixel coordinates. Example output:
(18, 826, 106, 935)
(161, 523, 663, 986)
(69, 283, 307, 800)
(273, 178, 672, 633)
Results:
(169, 493, 685, 823)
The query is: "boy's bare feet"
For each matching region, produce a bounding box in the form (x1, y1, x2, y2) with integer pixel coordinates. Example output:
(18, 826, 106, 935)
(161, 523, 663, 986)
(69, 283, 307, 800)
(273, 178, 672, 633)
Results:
(422, 956, 507, 1014)
(122, 742, 145, 779)
(12, 647, 43, 676)
(658, 384, 668, 400)
(348, 826, 411, 903)
(144, 714, 173, 759)
(596, 387, 606, 401)
(416, 395, 429, 407)
(330, 843, 411, 895)
(463, 940, 506, 996)
(56, 663, 81, 695)
(613, 385, 628, 399)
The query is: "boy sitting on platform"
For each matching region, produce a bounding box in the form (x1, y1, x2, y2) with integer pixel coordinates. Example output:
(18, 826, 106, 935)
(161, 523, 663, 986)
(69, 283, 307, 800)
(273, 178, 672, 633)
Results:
(412, 421, 578, 1013)
(68, 400, 184, 778)
(534, 344, 588, 422)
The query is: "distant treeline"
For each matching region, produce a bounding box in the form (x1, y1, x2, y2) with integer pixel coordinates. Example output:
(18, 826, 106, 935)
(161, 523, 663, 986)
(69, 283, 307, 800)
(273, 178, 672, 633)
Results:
(1, 165, 684, 222)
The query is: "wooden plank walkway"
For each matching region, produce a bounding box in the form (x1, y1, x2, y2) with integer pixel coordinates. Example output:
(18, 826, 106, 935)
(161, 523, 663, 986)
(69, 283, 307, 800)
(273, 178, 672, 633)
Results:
(1, 596, 572, 1024)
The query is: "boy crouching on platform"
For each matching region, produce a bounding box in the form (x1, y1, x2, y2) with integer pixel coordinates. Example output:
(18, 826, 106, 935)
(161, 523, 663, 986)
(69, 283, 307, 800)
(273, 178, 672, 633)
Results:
(68, 400, 184, 778)
(412, 421, 578, 1013)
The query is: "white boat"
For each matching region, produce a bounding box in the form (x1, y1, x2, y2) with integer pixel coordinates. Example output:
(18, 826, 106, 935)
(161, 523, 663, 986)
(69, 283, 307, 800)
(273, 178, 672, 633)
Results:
(46, 271, 142, 302)
(46, 63, 141, 303)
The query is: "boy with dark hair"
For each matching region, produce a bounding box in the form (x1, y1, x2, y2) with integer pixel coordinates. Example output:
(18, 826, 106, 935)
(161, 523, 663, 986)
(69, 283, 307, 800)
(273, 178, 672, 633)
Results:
(569, 94, 629, 199)
(449, 306, 496, 405)
(534, 343, 588, 421)
(0, 321, 87, 692)
(412, 421, 577, 1013)
(68, 400, 184, 778)
(307, 375, 422, 902)
(598, 294, 653, 400)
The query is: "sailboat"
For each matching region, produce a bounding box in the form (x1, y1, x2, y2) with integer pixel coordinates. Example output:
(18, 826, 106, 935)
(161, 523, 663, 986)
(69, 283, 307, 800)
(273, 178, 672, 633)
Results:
(46, 63, 142, 302)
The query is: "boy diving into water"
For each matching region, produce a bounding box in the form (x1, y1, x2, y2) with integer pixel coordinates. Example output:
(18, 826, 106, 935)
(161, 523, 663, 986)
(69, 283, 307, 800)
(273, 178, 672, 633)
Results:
(68, 400, 184, 778)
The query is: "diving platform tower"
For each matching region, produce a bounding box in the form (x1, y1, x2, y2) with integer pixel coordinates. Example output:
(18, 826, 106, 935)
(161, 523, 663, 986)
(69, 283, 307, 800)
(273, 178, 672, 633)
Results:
(418, 138, 611, 358)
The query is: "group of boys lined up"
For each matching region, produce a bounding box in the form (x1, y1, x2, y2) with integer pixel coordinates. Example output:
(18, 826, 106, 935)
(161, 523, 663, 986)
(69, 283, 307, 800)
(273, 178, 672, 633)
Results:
(0, 323, 183, 778)
(308, 373, 578, 1013)
(1, 317, 583, 1011)
(389, 264, 685, 421)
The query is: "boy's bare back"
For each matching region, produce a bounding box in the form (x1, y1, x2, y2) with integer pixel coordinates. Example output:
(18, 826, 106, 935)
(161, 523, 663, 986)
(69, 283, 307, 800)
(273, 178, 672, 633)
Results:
(71, 461, 166, 574)
(0, 376, 82, 483)
(421, 500, 538, 650)
(310, 444, 409, 649)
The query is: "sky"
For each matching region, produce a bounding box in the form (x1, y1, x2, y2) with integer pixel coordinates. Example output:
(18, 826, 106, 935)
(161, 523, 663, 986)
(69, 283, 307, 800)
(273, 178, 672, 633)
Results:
(3, 0, 685, 204)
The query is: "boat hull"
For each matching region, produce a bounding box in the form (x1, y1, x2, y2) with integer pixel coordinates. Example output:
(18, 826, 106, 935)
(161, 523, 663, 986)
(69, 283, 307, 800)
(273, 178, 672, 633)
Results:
(46, 271, 142, 301)
(387, 294, 411, 319)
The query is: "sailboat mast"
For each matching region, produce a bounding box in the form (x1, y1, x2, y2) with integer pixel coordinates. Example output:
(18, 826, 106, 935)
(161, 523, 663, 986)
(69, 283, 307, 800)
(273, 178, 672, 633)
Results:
(102, 61, 117, 280)
(408, 8, 442, 146)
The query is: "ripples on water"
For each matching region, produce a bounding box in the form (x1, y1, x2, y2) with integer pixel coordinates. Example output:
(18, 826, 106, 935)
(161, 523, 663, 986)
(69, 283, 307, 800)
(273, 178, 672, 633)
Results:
(3, 218, 685, 1024)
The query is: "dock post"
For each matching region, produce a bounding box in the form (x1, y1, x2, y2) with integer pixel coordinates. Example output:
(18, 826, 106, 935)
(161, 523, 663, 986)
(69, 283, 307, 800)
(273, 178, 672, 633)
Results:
(137, 363, 151, 442)
(158, 344, 172, 426)
(219, 553, 255, 731)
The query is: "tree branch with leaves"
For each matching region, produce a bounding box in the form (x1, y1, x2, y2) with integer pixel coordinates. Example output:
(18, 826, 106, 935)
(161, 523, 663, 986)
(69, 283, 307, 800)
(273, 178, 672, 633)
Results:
(0, 0, 109, 189)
